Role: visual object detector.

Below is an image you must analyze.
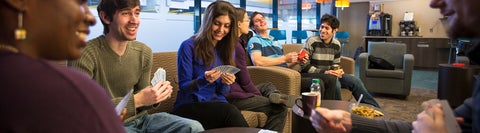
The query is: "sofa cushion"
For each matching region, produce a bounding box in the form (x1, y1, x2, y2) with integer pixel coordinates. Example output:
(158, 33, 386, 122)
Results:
(366, 68, 405, 79)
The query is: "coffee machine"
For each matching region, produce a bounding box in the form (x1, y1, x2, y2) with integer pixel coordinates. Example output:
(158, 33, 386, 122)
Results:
(366, 13, 392, 36)
(399, 20, 418, 36)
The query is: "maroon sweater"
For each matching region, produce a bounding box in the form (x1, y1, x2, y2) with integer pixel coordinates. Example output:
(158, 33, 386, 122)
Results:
(0, 50, 125, 133)
(226, 39, 261, 99)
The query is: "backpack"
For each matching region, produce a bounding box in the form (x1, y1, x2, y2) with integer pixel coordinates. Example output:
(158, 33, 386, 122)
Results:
(368, 55, 395, 70)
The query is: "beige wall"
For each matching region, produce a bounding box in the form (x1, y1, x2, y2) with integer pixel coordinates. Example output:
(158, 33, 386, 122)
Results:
(338, 0, 448, 57)
(372, 0, 447, 38)
(338, 2, 369, 57)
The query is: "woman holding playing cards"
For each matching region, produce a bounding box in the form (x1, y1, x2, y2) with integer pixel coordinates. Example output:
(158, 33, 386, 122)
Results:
(173, 1, 249, 130)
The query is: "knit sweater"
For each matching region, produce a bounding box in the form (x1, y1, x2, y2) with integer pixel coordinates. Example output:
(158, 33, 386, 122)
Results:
(225, 39, 261, 99)
(301, 36, 341, 73)
(69, 35, 152, 123)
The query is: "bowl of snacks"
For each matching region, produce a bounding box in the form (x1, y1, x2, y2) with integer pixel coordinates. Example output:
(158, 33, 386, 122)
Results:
(350, 103, 385, 119)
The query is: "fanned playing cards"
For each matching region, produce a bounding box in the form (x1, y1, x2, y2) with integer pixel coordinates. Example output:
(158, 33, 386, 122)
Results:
(213, 65, 240, 74)
(115, 89, 133, 115)
(151, 68, 166, 86)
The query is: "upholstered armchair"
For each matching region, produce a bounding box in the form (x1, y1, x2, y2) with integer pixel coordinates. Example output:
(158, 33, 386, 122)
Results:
(149, 52, 299, 133)
(358, 42, 414, 99)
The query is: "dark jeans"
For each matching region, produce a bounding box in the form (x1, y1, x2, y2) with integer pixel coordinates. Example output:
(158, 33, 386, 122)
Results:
(301, 73, 340, 100)
(339, 74, 380, 108)
(172, 102, 248, 130)
(228, 83, 287, 132)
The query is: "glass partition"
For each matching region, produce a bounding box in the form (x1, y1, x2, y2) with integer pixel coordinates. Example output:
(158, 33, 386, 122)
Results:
(86, 0, 333, 51)
(87, 0, 195, 52)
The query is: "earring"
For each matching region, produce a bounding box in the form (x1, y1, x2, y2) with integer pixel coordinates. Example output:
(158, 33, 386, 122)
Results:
(15, 11, 26, 40)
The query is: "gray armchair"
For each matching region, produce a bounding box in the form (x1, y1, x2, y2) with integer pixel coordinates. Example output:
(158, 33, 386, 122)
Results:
(358, 42, 414, 99)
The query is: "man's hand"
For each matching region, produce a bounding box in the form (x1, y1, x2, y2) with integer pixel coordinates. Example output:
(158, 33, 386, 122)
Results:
(325, 69, 344, 78)
(310, 107, 352, 133)
(119, 108, 127, 122)
(298, 53, 309, 64)
(133, 81, 173, 108)
(155, 81, 173, 102)
(220, 73, 236, 85)
(285, 52, 298, 63)
(205, 70, 222, 83)
(412, 104, 447, 133)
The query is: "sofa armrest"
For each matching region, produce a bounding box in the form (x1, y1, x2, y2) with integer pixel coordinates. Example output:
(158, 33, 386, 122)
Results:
(247, 66, 301, 96)
(403, 54, 414, 88)
(358, 53, 369, 80)
(340, 56, 355, 75)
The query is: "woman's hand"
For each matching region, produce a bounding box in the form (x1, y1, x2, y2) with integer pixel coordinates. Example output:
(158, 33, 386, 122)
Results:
(220, 73, 236, 85)
(205, 70, 222, 83)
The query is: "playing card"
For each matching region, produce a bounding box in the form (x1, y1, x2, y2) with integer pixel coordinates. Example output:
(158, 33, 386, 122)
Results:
(421, 99, 461, 133)
(226, 67, 240, 74)
(151, 68, 166, 85)
(298, 49, 307, 59)
(213, 65, 240, 74)
(213, 66, 221, 72)
(115, 89, 133, 115)
(213, 65, 226, 73)
(439, 100, 461, 133)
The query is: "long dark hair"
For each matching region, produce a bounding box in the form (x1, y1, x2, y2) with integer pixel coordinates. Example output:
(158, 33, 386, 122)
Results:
(235, 8, 246, 23)
(194, 1, 237, 67)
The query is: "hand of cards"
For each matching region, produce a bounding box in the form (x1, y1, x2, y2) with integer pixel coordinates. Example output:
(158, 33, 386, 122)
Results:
(213, 65, 240, 74)
(421, 99, 461, 133)
(115, 89, 133, 115)
(151, 68, 166, 86)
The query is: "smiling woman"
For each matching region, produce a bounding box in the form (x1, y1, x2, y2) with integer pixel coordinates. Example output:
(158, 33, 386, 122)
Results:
(0, 0, 125, 132)
(173, 1, 250, 130)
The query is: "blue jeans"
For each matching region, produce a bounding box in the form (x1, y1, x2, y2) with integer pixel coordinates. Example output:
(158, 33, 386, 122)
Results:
(124, 113, 204, 133)
(336, 74, 380, 108)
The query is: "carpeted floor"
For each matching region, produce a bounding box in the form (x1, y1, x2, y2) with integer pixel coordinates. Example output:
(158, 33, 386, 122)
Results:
(373, 88, 438, 122)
